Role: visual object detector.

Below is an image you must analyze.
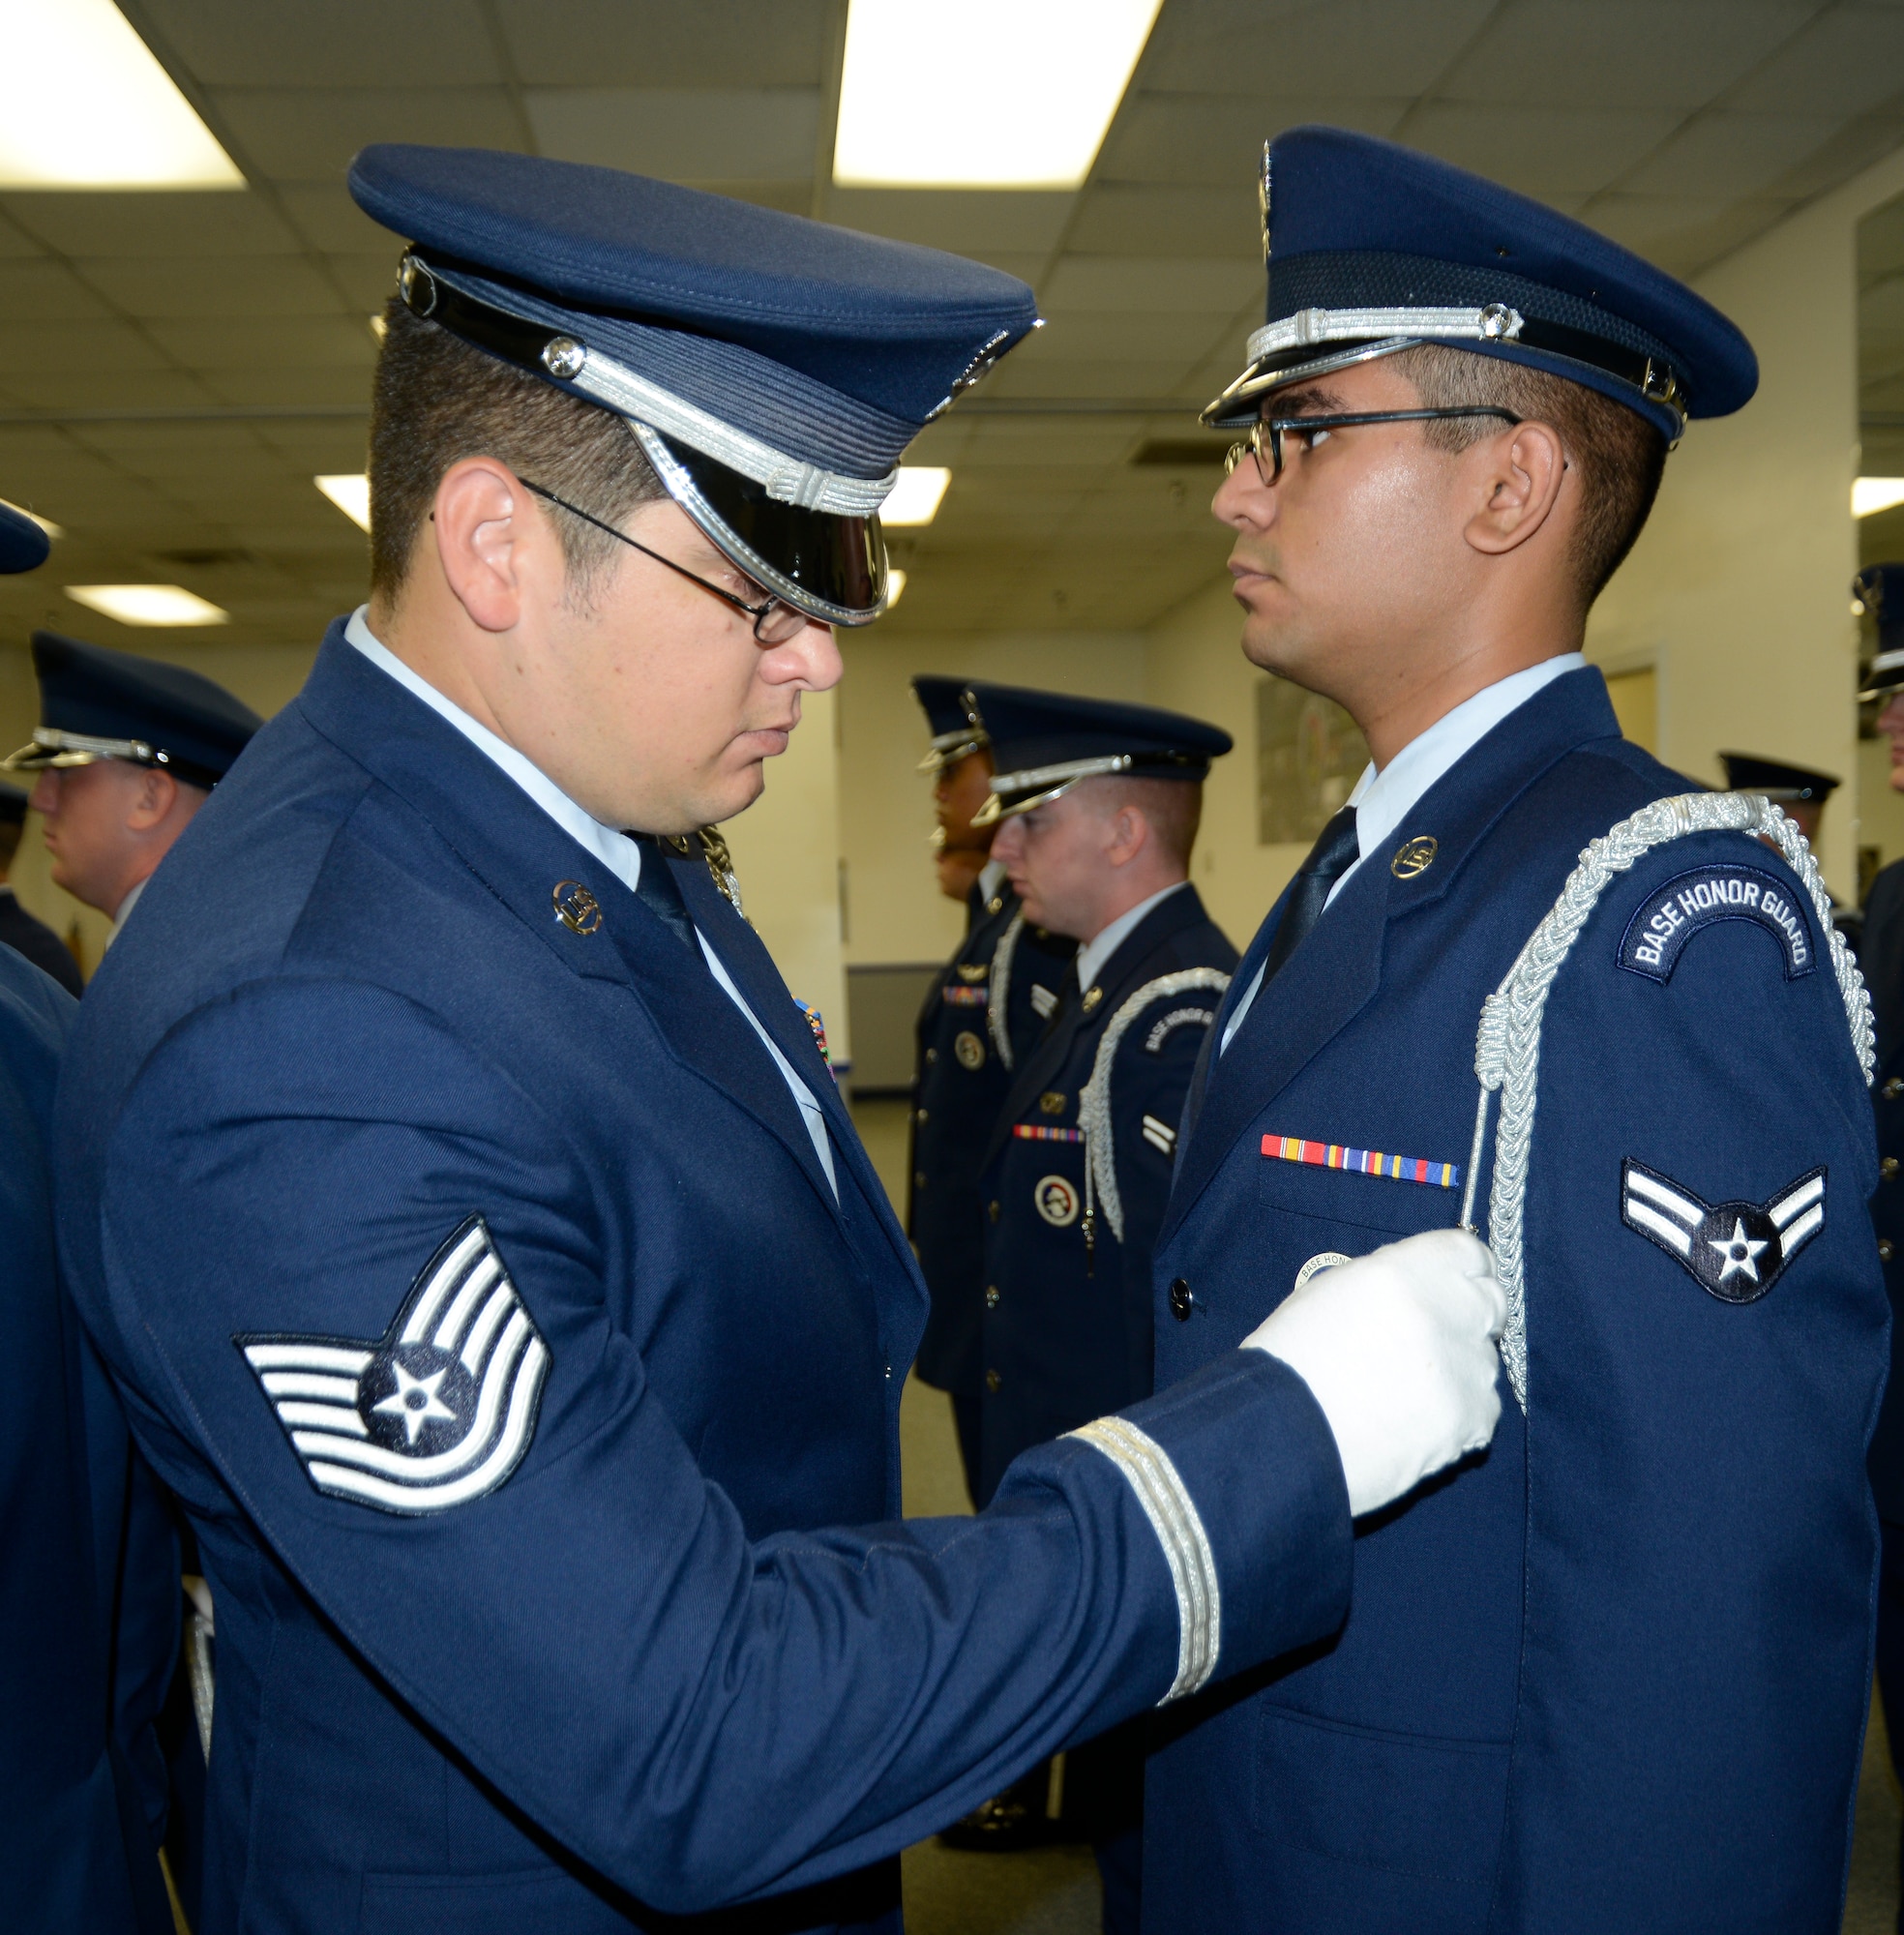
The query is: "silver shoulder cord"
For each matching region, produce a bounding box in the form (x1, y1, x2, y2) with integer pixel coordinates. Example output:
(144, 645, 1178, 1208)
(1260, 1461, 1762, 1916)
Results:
(1079, 969, 1233, 1251)
(1457, 790, 1874, 1412)
(987, 911, 1025, 1071)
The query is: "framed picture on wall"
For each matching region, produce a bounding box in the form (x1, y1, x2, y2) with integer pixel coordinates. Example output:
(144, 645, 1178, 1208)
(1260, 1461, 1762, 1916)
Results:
(1255, 674, 1369, 845)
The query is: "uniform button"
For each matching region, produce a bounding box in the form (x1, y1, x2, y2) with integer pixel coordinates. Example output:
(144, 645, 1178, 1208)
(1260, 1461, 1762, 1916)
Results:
(914, 1171, 927, 1189)
(1169, 1278, 1194, 1322)
(1886, 1079, 1904, 1100)
(985, 1368, 1002, 1392)
(915, 1107, 929, 1123)
(985, 1285, 999, 1308)
(1883, 1240, 1896, 1263)
(1886, 1158, 1901, 1181)
(989, 1200, 1000, 1222)
(883, 1362, 892, 1379)
(925, 1047, 938, 1065)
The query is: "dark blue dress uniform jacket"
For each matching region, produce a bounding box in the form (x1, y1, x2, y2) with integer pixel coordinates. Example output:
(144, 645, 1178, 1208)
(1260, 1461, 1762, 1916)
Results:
(1861, 858, 1904, 1524)
(0, 946, 174, 1932)
(976, 886, 1235, 1503)
(53, 623, 1359, 1935)
(910, 882, 1073, 1396)
(1145, 669, 1888, 1934)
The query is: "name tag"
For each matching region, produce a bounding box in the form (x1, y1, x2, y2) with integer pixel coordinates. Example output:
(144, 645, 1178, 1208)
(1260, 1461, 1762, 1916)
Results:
(1618, 865, 1813, 983)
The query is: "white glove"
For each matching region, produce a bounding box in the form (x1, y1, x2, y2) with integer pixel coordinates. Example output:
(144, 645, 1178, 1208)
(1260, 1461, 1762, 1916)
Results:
(1243, 1228, 1506, 1517)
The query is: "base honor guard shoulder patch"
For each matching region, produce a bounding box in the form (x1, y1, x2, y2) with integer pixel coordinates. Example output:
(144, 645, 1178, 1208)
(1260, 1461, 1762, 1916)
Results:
(1621, 1158, 1825, 1303)
(1619, 865, 1813, 982)
(235, 1216, 550, 1515)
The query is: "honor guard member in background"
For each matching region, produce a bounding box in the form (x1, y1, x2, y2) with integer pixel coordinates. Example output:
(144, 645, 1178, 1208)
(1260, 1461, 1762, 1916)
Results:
(907, 674, 1073, 1509)
(972, 683, 1237, 1931)
(1145, 128, 1887, 1934)
(0, 500, 173, 1932)
(5, 631, 260, 933)
(1854, 561, 1904, 1924)
(0, 779, 82, 992)
(53, 146, 1507, 1935)
(1717, 752, 1840, 850)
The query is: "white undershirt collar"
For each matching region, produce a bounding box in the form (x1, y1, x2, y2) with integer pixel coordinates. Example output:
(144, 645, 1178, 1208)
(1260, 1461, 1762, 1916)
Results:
(1076, 879, 1189, 995)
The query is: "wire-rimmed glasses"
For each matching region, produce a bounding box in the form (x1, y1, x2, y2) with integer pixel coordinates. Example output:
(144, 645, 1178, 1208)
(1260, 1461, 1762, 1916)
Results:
(1225, 406, 1523, 485)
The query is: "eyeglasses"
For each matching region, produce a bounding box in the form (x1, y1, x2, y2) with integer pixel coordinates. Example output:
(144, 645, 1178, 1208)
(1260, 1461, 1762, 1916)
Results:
(1224, 406, 1523, 485)
(521, 480, 814, 643)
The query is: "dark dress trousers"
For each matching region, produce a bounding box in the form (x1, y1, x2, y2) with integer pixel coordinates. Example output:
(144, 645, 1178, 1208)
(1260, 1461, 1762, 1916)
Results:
(0, 946, 173, 1931)
(976, 883, 1236, 1504)
(53, 622, 1360, 1935)
(0, 883, 82, 995)
(909, 880, 1073, 1412)
(1145, 668, 1888, 1933)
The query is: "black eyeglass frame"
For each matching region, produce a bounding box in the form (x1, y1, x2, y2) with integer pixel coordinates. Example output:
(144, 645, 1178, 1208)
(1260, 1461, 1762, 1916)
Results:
(1225, 406, 1523, 484)
(520, 479, 811, 643)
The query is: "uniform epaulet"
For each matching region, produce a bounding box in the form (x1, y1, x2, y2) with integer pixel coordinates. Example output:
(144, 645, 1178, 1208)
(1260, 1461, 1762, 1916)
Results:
(1077, 968, 1231, 1248)
(1463, 790, 1869, 1413)
(987, 910, 1026, 1070)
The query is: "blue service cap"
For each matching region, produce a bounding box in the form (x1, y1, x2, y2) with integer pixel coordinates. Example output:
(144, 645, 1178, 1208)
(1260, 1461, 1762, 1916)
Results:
(966, 682, 1233, 825)
(3, 631, 262, 790)
(1203, 127, 1758, 445)
(1718, 754, 1839, 803)
(0, 500, 49, 575)
(348, 144, 1041, 628)
(911, 674, 988, 773)
(1858, 564, 1904, 699)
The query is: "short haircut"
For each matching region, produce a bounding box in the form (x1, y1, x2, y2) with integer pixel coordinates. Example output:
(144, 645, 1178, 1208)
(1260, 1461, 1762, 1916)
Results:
(1389, 343, 1667, 608)
(1089, 774, 1204, 869)
(367, 298, 666, 604)
(0, 818, 19, 872)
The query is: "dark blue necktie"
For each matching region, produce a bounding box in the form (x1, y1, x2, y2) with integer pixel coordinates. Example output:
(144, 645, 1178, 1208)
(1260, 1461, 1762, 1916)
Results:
(633, 838, 697, 950)
(1258, 805, 1360, 988)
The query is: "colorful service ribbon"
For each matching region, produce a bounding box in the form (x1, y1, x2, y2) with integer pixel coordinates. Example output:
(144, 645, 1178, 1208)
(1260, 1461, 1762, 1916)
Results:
(1014, 1123, 1085, 1143)
(1262, 1134, 1460, 1190)
(941, 984, 988, 1006)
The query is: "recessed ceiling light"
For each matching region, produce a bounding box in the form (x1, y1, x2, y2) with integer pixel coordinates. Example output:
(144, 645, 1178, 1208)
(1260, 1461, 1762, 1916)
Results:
(315, 473, 372, 532)
(0, 0, 242, 190)
(1854, 477, 1904, 518)
(833, 0, 1164, 189)
(885, 568, 908, 609)
(0, 497, 61, 540)
(65, 584, 228, 627)
(882, 467, 951, 526)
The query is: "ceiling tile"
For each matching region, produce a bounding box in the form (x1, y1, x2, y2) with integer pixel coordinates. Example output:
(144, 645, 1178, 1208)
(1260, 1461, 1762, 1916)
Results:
(0, 191, 300, 259)
(139, 0, 505, 86)
(1100, 95, 1406, 187)
(1066, 183, 1258, 257)
(1582, 193, 1800, 276)
(491, 0, 830, 89)
(1619, 112, 1849, 200)
(144, 315, 375, 372)
(1033, 312, 1239, 361)
(526, 88, 820, 180)
(0, 260, 116, 322)
(78, 255, 346, 321)
(1728, 6, 1904, 116)
(1438, 1, 1818, 110)
(1042, 254, 1261, 313)
(209, 88, 526, 185)
(1145, 0, 1500, 98)
(0, 319, 173, 377)
(276, 185, 399, 254)
(825, 190, 1077, 255)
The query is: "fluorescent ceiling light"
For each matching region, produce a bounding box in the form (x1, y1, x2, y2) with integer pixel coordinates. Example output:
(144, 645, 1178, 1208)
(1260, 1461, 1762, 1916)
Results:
(882, 467, 951, 526)
(315, 473, 372, 532)
(834, 0, 1164, 189)
(0, 0, 242, 190)
(885, 568, 907, 609)
(1855, 477, 1904, 518)
(0, 497, 61, 540)
(66, 584, 227, 627)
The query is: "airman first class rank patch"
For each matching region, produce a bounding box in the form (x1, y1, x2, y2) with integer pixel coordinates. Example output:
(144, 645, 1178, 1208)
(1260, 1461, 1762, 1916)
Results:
(236, 1216, 550, 1515)
(1621, 1159, 1825, 1303)
(1619, 866, 1814, 982)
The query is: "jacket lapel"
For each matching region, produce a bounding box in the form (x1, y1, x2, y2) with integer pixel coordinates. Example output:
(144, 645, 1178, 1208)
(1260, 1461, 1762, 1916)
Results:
(1163, 666, 1626, 1240)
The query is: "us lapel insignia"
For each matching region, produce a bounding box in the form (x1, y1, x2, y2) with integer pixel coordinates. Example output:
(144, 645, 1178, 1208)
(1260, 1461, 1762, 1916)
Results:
(1391, 835, 1438, 878)
(1621, 1159, 1825, 1303)
(1039, 1090, 1067, 1116)
(1082, 985, 1103, 1014)
(235, 1216, 550, 1514)
(552, 879, 602, 935)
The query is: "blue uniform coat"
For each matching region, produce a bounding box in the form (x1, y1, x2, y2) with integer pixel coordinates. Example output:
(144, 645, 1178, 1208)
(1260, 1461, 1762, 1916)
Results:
(910, 883, 1073, 1398)
(54, 623, 1358, 1935)
(1145, 669, 1887, 1933)
(977, 885, 1235, 1503)
(1860, 857, 1904, 1523)
(0, 946, 174, 1931)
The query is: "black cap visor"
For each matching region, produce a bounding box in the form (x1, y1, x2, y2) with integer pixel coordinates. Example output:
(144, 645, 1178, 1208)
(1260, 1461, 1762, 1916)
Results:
(632, 426, 889, 628)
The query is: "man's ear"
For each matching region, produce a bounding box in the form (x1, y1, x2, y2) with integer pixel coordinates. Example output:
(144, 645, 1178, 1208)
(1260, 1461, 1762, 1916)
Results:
(1462, 418, 1566, 559)
(1106, 803, 1151, 868)
(430, 458, 552, 634)
(125, 766, 180, 833)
